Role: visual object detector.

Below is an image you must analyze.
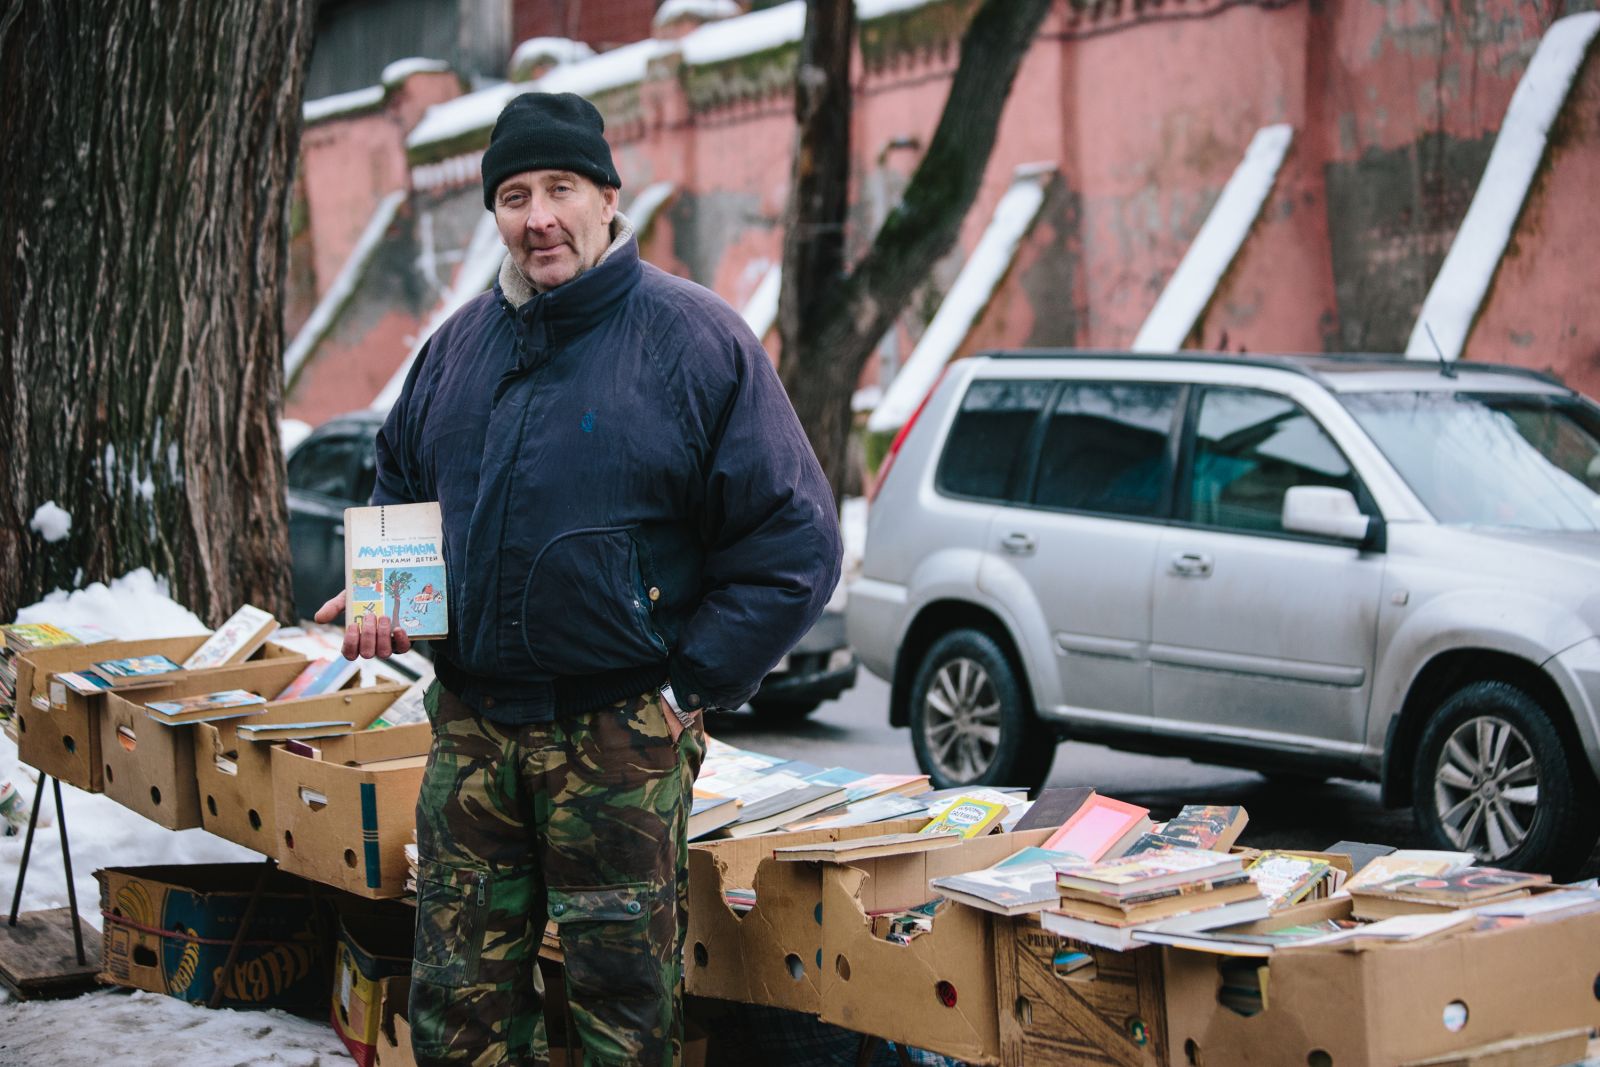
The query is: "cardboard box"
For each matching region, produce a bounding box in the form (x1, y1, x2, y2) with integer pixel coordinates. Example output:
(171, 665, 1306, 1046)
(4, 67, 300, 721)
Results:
(373, 976, 417, 1067)
(333, 907, 414, 1067)
(995, 916, 1168, 1067)
(272, 729, 432, 898)
(196, 683, 412, 852)
(684, 817, 926, 1014)
(12, 635, 209, 792)
(98, 657, 311, 830)
(1162, 899, 1600, 1067)
(815, 829, 1053, 1066)
(95, 862, 329, 1012)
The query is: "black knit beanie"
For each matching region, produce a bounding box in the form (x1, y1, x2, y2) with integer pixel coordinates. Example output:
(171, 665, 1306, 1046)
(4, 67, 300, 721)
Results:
(481, 92, 621, 209)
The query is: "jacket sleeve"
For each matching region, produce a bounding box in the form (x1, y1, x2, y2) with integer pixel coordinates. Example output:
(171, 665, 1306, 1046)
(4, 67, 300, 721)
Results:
(667, 325, 843, 712)
(369, 339, 431, 506)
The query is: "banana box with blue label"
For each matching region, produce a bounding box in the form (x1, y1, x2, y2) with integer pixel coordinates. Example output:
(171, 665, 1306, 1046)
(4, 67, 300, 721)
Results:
(94, 862, 328, 1012)
(332, 906, 414, 1067)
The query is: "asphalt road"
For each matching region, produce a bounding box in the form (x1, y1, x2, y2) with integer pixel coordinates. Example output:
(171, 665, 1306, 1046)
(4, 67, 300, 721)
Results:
(705, 670, 1429, 855)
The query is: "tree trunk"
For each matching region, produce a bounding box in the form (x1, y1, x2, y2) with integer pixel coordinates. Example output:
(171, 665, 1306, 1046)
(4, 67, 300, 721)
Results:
(0, 2, 312, 625)
(777, 0, 1054, 506)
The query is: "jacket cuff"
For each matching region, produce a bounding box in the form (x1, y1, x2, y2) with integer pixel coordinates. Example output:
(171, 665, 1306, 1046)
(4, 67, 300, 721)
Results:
(668, 658, 721, 713)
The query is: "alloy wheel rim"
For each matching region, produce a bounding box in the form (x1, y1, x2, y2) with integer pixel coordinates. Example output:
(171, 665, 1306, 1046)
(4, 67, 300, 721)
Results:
(1432, 714, 1540, 861)
(922, 656, 1002, 781)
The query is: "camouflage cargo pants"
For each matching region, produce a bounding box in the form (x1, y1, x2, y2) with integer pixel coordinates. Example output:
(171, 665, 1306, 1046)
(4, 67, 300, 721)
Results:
(410, 681, 703, 1067)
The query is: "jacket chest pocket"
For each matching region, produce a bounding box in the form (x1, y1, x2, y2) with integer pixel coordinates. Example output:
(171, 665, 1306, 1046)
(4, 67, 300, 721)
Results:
(519, 526, 670, 675)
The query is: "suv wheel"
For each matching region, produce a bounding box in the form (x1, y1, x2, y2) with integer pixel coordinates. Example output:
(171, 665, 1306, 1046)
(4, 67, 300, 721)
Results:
(909, 629, 1056, 790)
(1411, 680, 1599, 878)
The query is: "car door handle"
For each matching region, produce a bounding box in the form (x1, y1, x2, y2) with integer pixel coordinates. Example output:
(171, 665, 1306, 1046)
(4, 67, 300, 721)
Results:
(1170, 552, 1213, 577)
(1001, 532, 1036, 556)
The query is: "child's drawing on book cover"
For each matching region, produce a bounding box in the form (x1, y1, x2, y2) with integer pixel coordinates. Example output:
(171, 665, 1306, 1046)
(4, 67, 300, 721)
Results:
(350, 567, 384, 628)
(389, 565, 446, 634)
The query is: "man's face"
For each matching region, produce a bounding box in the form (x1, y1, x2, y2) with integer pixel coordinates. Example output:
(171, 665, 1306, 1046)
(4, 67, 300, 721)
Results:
(494, 170, 619, 291)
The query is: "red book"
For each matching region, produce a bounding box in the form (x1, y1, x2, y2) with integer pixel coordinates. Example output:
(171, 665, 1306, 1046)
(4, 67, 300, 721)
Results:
(1042, 796, 1152, 861)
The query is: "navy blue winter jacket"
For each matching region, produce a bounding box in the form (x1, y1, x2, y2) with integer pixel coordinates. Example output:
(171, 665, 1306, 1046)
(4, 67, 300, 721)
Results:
(371, 223, 841, 721)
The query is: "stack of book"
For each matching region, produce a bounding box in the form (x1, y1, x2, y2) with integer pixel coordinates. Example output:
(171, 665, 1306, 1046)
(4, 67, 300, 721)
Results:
(1040, 848, 1270, 949)
(0, 621, 113, 716)
(1348, 866, 1551, 920)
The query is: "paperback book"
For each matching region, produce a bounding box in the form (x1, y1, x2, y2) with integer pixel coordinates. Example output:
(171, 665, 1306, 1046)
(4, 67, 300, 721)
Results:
(1042, 795, 1152, 860)
(1123, 805, 1249, 855)
(344, 502, 449, 639)
(930, 847, 1081, 916)
(144, 689, 268, 725)
(181, 604, 278, 670)
(919, 795, 1009, 838)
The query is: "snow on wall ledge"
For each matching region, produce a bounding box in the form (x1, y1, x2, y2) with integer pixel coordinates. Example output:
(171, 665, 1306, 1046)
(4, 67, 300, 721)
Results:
(867, 163, 1055, 435)
(1132, 123, 1294, 354)
(1405, 12, 1600, 362)
(283, 190, 405, 387)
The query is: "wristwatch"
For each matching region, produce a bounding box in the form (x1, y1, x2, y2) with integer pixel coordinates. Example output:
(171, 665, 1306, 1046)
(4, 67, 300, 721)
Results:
(669, 702, 699, 731)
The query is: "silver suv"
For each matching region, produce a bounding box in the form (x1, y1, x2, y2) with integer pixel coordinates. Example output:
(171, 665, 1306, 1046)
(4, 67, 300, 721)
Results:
(848, 352, 1600, 876)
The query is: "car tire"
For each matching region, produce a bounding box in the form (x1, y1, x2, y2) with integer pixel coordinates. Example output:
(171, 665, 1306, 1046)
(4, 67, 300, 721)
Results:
(749, 697, 822, 723)
(1411, 680, 1600, 879)
(909, 629, 1056, 791)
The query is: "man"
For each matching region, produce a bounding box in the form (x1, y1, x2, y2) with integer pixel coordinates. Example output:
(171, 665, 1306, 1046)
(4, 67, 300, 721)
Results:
(317, 92, 840, 1066)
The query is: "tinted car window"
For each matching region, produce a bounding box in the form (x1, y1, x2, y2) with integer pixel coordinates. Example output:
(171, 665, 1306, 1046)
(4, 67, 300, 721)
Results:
(936, 379, 1052, 502)
(1185, 387, 1359, 533)
(1031, 382, 1180, 517)
(287, 436, 363, 500)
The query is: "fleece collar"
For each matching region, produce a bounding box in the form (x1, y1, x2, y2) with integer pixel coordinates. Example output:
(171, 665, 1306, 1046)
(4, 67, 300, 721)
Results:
(497, 211, 635, 308)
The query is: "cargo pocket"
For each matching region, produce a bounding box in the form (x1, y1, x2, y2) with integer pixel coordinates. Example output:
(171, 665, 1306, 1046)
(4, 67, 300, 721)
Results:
(521, 526, 670, 675)
(548, 882, 662, 1001)
(412, 859, 491, 987)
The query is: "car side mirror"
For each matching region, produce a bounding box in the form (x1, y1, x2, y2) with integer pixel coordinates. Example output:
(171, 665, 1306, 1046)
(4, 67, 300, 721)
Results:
(1282, 486, 1373, 544)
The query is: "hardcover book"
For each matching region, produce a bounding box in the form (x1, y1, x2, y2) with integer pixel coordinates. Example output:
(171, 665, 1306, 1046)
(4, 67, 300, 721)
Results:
(1123, 805, 1249, 855)
(1042, 795, 1152, 860)
(181, 604, 277, 670)
(1055, 848, 1243, 898)
(344, 502, 449, 639)
(1011, 786, 1097, 833)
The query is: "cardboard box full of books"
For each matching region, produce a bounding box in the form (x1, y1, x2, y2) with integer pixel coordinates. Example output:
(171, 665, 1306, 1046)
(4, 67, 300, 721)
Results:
(1161, 897, 1600, 1067)
(684, 817, 925, 1015)
(98, 657, 311, 830)
(272, 729, 432, 898)
(96, 862, 330, 1013)
(814, 829, 1053, 1066)
(12, 635, 209, 792)
(196, 683, 414, 852)
(994, 917, 1168, 1067)
(333, 909, 414, 1067)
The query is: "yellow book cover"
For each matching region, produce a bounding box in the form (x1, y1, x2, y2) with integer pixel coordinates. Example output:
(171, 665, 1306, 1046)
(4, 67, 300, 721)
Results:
(919, 795, 1008, 838)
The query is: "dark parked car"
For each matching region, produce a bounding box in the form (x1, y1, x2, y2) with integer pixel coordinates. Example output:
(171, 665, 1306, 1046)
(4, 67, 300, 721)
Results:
(286, 411, 856, 718)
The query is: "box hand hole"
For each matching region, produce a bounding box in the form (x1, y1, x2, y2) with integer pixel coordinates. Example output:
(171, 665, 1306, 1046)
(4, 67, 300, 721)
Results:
(835, 954, 851, 981)
(299, 787, 327, 812)
(1442, 1001, 1468, 1032)
(117, 725, 137, 752)
(693, 942, 708, 967)
(132, 946, 159, 967)
(784, 953, 804, 980)
(1307, 1051, 1333, 1067)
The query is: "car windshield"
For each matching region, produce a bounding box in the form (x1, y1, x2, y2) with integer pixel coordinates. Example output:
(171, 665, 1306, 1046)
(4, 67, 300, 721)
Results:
(1342, 390, 1600, 530)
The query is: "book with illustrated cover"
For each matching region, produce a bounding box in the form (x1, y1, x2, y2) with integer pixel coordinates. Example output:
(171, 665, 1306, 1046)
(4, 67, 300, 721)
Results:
(919, 795, 1009, 838)
(2, 622, 82, 650)
(181, 605, 278, 670)
(1350, 866, 1549, 903)
(54, 670, 117, 696)
(1053, 877, 1263, 926)
(92, 654, 184, 688)
(274, 656, 361, 701)
(367, 681, 430, 729)
(1123, 805, 1249, 855)
(1343, 849, 1475, 893)
(145, 689, 268, 725)
(235, 719, 358, 741)
(930, 846, 1080, 916)
(1244, 851, 1332, 909)
(344, 502, 448, 639)
(1056, 848, 1243, 898)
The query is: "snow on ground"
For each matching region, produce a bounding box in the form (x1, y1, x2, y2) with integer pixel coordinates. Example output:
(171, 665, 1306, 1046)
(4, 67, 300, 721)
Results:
(0, 990, 347, 1066)
(1131, 124, 1292, 354)
(1405, 11, 1600, 362)
(14, 569, 209, 639)
(27, 502, 71, 544)
(302, 85, 384, 125)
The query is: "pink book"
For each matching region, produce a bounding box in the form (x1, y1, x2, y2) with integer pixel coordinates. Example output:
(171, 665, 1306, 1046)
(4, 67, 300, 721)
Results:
(1043, 796, 1153, 861)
